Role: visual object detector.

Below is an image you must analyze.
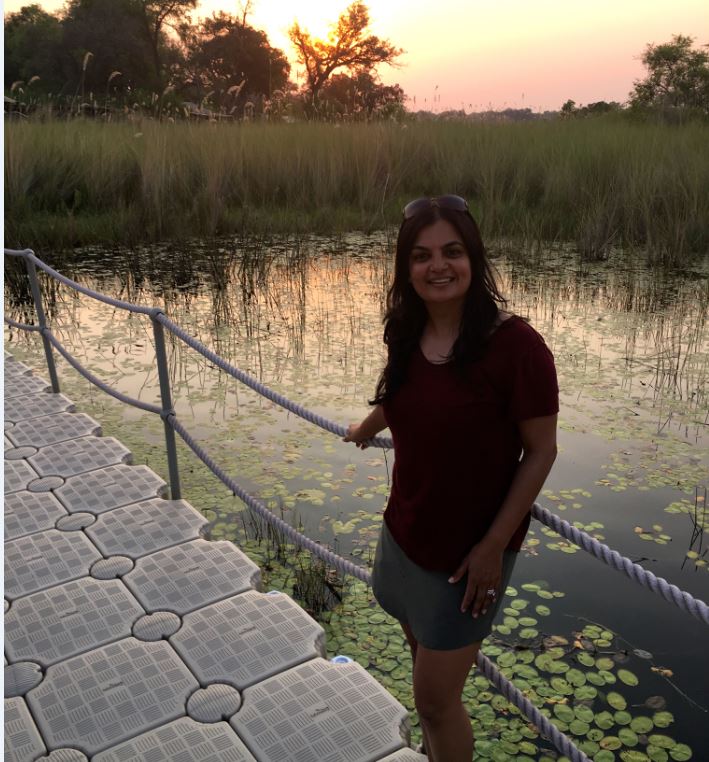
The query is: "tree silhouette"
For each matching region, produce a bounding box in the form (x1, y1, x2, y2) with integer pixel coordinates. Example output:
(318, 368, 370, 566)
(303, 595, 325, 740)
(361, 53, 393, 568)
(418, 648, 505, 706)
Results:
(178, 12, 290, 112)
(289, 1, 401, 116)
(136, 1, 197, 87)
(630, 34, 709, 116)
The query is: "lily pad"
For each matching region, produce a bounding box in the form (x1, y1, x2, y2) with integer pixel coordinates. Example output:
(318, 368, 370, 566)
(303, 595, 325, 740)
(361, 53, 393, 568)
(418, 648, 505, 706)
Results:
(630, 716, 654, 734)
(617, 669, 639, 686)
(668, 744, 692, 761)
(607, 692, 627, 710)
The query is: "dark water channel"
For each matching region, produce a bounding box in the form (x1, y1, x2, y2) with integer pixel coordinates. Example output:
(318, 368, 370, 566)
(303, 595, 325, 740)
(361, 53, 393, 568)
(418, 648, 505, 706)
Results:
(5, 234, 708, 760)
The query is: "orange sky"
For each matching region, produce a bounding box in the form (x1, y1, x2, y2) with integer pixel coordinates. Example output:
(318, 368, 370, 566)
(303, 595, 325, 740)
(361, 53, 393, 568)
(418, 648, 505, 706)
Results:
(4, 0, 708, 110)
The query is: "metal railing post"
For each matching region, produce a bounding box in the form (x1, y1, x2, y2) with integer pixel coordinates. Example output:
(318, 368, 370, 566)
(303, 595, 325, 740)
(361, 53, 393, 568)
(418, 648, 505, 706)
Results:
(24, 254, 60, 393)
(151, 315, 181, 499)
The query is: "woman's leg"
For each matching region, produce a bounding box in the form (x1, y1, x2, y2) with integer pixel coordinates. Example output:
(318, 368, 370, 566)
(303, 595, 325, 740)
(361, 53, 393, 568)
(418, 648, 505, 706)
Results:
(401, 623, 436, 758)
(412, 640, 480, 762)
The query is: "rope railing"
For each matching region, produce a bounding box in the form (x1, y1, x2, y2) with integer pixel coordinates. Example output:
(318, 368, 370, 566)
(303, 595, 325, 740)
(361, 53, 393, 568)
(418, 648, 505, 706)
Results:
(7, 246, 708, 761)
(532, 504, 709, 626)
(5, 317, 42, 332)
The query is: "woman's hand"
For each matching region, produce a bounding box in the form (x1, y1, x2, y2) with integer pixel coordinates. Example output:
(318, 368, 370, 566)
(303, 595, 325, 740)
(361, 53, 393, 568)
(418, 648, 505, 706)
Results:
(449, 542, 504, 618)
(343, 423, 370, 449)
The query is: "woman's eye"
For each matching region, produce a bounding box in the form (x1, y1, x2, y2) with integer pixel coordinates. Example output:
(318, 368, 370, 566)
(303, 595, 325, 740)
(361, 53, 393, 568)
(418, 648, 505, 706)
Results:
(447, 248, 464, 257)
(411, 252, 428, 263)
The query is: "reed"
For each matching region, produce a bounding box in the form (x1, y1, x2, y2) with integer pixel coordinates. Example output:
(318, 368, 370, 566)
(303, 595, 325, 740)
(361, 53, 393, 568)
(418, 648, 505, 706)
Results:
(5, 117, 708, 265)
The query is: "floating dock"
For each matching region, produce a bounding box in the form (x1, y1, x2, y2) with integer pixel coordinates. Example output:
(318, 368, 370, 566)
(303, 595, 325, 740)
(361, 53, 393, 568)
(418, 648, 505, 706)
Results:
(4, 353, 426, 762)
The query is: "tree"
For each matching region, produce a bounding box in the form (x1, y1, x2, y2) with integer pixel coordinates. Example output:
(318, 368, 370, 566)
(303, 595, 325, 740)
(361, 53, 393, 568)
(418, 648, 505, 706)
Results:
(289, 1, 402, 115)
(61, 0, 159, 94)
(560, 99, 577, 118)
(4, 5, 65, 93)
(178, 12, 290, 113)
(134, 0, 197, 88)
(319, 70, 404, 119)
(629, 34, 709, 116)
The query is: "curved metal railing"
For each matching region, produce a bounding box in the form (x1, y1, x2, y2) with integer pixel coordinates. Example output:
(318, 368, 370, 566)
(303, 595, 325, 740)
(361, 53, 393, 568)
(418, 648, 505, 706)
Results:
(6, 246, 709, 760)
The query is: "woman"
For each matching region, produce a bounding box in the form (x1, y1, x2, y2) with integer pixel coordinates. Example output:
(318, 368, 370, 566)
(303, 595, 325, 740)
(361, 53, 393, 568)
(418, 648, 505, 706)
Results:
(344, 196, 558, 761)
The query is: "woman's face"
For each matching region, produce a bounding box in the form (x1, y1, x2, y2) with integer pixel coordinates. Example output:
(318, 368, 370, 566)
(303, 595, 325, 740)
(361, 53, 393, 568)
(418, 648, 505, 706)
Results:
(408, 218, 472, 309)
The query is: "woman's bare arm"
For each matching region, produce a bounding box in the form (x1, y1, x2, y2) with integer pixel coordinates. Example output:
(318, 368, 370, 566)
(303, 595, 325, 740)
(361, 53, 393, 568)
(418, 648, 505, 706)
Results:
(343, 404, 388, 449)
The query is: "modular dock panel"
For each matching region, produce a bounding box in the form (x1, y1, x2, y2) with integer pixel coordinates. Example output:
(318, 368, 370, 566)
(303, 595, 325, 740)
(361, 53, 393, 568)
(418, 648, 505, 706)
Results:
(3, 355, 426, 761)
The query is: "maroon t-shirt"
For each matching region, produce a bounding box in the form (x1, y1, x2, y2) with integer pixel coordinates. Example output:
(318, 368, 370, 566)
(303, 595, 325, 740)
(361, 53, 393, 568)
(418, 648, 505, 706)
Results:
(382, 317, 559, 573)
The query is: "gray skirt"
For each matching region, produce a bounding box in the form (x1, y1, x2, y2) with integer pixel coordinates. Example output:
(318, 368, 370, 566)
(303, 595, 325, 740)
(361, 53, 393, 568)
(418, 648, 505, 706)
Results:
(371, 520, 517, 651)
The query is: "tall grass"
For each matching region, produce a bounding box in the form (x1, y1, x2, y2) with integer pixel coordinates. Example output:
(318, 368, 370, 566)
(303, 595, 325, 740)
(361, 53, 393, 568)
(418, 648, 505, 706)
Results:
(5, 117, 709, 264)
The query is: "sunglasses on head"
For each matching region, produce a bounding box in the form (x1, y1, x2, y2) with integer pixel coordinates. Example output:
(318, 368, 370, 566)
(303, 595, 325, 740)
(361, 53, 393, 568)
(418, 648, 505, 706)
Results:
(402, 195, 469, 220)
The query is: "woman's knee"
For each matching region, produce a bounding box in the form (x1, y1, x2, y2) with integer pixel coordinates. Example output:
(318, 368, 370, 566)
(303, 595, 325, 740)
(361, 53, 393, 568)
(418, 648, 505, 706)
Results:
(414, 685, 461, 723)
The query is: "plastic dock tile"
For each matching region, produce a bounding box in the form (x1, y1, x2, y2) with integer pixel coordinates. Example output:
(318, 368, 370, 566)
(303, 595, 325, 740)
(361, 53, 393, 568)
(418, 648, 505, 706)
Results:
(8, 412, 101, 447)
(5, 578, 145, 666)
(230, 658, 409, 762)
(27, 436, 131, 478)
(171, 590, 325, 689)
(124, 539, 261, 615)
(4, 458, 39, 494)
(3, 373, 52, 399)
(4, 490, 69, 541)
(54, 465, 166, 514)
(86, 498, 207, 558)
(4, 359, 34, 378)
(4, 697, 47, 762)
(26, 638, 199, 756)
(379, 749, 429, 761)
(4, 392, 75, 423)
(4, 529, 102, 600)
(93, 717, 258, 762)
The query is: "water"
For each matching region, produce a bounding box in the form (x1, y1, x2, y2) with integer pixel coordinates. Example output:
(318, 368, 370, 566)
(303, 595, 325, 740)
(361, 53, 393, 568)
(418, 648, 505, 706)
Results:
(5, 235, 708, 759)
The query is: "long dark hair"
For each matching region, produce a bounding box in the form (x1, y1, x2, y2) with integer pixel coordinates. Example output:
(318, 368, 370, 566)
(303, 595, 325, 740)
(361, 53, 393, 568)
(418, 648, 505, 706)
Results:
(371, 205, 507, 404)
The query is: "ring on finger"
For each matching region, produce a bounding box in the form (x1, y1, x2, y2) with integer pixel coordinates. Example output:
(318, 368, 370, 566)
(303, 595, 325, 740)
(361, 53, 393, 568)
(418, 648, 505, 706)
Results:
(486, 588, 497, 599)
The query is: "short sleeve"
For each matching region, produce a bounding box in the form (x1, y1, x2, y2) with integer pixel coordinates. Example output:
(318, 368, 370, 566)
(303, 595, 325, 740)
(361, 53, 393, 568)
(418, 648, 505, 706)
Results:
(508, 339, 559, 421)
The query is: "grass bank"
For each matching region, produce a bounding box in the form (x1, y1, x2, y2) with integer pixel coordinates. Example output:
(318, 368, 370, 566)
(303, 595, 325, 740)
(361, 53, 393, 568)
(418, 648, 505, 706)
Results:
(4, 117, 709, 264)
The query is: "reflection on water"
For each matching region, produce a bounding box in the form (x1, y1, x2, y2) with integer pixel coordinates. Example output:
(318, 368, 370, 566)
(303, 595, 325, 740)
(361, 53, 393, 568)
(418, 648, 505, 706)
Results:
(5, 235, 708, 754)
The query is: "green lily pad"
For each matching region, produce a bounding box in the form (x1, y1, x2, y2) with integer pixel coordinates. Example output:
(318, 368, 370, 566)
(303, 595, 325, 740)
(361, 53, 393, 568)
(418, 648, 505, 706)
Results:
(620, 752, 651, 762)
(553, 704, 575, 723)
(607, 692, 627, 710)
(630, 716, 654, 734)
(617, 669, 639, 686)
(570, 719, 591, 735)
(668, 744, 692, 761)
(595, 711, 614, 729)
(648, 736, 675, 750)
(600, 737, 622, 751)
(614, 711, 632, 726)
(618, 728, 639, 746)
(574, 705, 594, 723)
(653, 711, 674, 728)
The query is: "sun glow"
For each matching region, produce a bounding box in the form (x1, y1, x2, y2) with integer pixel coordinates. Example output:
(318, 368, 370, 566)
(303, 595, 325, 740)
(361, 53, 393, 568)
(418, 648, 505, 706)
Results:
(200, 0, 344, 45)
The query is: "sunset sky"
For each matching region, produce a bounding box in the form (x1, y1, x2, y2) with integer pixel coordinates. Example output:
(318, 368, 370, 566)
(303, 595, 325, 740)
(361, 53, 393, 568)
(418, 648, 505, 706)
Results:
(3, 0, 707, 111)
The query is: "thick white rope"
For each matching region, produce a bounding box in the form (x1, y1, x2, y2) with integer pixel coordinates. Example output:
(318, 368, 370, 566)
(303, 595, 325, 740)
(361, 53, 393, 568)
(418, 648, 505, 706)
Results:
(532, 504, 709, 625)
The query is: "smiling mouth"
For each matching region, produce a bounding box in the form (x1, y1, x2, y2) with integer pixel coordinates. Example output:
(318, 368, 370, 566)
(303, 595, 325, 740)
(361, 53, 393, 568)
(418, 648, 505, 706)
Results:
(428, 277, 454, 284)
